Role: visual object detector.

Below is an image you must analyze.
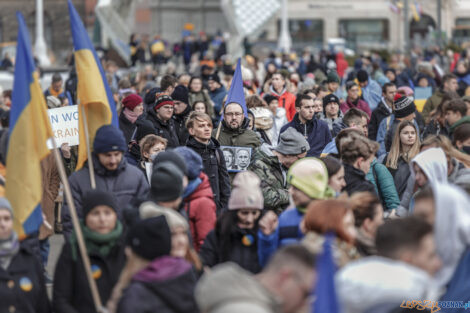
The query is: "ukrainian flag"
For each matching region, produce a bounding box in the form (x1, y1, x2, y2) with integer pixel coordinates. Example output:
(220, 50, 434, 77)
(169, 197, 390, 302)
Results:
(68, 0, 118, 170)
(6, 13, 54, 238)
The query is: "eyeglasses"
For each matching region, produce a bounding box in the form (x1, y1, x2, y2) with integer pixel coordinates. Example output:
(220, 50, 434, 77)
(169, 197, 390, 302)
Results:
(225, 112, 243, 117)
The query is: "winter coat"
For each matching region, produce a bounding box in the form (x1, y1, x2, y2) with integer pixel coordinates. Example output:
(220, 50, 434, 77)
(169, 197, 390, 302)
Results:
(200, 226, 261, 274)
(195, 263, 281, 313)
(422, 88, 446, 121)
(365, 159, 400, 211)
(40, 153, 60, 240)
(342, 163, 376, 196)
(208, 86, 227, 118)
(184, 173, 217, 251)
(257, 207, 304, 267)
(268, 86, 296, 122)
(61, 154, 149, 236)
(118, 112, 137, 144)
(448, 158, 470, 185)
(172, 104, 192, 145)
(213, 119, 261, 149)
(336, 256, 439, 313)
(189, 90, 214, 118)
(117, 257, 199, 313)
(0, 243, 51, 313)
(361, 78, 382, 111)
(145, 108, 180, 148)
(248, 144, 289, 213)
(340, 98, 371, 118)
(53, 236, 126, 313)
(319, 111, 344, 135)
(383, 155, 412, 200)
(269, 107, 288, 146)
(186, 137, 231, 212)
(368, 100, 392, 141)
(280, 113, 332, 158)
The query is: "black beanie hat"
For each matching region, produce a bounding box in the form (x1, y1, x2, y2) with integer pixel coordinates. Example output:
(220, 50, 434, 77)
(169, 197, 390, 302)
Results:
(207, 73, 221, 85)
(135, 120, 156, 142)
(93, 125, 127, 153)
(394, 96, 416, 119)
(356, 69, 369, 83)
(151, 162, 184, 202)
(82, 189, 118, 218)
(126, 215, 171, 261)
(323, 94, 340, 110)
(153, 150, 188, 177)
(171, 85, 189, 104)
(263, 94, 278, 105)
(144, 87, 160, 106)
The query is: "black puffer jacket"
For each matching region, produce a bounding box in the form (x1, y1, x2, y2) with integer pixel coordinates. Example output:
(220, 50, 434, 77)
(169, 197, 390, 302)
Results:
(186, 136, 231, 213)
(118, 112, 137, 144)
(53, 236, 126, 313)
(384, 155, 412, 199)
(172, 105, 192, 145)
(342, 163, 377, 195)
(146, 108, 180, 148)
(0, 243, 51, 313)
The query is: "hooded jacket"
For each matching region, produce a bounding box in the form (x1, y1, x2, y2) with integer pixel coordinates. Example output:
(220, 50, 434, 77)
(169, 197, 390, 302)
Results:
(184, 172, 217, 251)
(368, 99, 393, 141)
(214, 119, 261, 149)
(340, 98, 371, 118)
(365, 159, 400, 210)
(268, 85, 296, 122)
(146, 107, 180, 148)
(195, 263, 281, 313)
(280, 113, 332, 157)
(399, 148, 448, 212)
(336, 256, 439, 313)
(118, 111, 138, 144)
(117, 257, 199, 313)
(61, 154, 149, 236)
(342, 163, 376, 196)
(248, 144, 289, 213)
(186, 137, 231, 212)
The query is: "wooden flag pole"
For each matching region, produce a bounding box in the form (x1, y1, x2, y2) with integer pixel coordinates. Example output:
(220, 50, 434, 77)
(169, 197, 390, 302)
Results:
(50, 137, 103, 312)
(80, 101, 96, 189)
(215, 102, 225, 141)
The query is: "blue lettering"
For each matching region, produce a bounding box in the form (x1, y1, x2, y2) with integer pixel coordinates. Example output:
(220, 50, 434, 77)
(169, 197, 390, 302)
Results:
(73, 111, 78, 120)
(49, 114, 59, 124)
(62, 112, 74, 122)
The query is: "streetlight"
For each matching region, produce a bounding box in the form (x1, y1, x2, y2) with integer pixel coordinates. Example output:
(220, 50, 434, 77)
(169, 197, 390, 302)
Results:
(278, 0, 291, 53)
(34, 0, 51, 66)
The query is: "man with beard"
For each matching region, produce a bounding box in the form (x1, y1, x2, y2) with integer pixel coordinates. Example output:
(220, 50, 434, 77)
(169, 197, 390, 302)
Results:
(280, 94, 331, 157)
(214, 102, 260, 149)
(171, 85, 192, 144)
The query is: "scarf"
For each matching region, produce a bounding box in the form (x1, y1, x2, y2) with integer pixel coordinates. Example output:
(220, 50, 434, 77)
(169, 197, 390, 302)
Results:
(123, 107, 140, 124)
(0, 232, 19, 270)
(70, 221, 123, 261)
(49, 87, 63, 97)
(183, 177, 202, 199)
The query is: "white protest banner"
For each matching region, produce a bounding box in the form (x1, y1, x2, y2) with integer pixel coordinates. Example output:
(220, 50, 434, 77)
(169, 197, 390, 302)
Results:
(47, 105, 79, 149)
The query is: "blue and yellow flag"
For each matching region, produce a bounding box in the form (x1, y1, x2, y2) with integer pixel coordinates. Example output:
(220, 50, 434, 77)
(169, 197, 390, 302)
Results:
(6, 12, 54, 238)
(68, 0, 118, 170)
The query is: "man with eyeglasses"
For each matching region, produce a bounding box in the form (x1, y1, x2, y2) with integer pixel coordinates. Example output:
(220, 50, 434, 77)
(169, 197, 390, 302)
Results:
(196, 244, 316, 313)
(280, 94, 331, 157)
(145, 94, 180, 147)
(249, 127, 309, 214)
(214, 102, 261, 149)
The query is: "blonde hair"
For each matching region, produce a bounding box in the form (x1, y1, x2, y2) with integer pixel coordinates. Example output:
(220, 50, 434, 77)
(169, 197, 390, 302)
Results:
(421, 135, 470, 168)
(386, 120, 420, 169)
(185, 111, 213, 129)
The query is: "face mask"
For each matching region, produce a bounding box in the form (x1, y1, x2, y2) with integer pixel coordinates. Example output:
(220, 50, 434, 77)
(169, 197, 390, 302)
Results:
(463, 146, 470, 155)
(150, 152, 160, 161)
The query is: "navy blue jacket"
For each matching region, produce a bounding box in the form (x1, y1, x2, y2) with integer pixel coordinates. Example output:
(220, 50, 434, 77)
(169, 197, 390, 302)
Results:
(280, 113, 332, 157)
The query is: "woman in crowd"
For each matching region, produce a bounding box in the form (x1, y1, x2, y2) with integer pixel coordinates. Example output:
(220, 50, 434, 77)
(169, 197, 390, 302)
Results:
(0, 198, 51, 313)
(384, 120, 421, 199)
(53, 190, 126, 313)
(340, 132, 379, 195)
(302, 199, 359, 267)
(192, 100, 209, 114)
(138, 134, 168, 183)
(188, 76, 214, 118)
(350, 192, 384, 256)
(199, 171, 264, 273)
(118, 94, 145, 144)
(115, 216, 199, 313)
(321, 155, 346, 195)
(453, 123, 470, 154)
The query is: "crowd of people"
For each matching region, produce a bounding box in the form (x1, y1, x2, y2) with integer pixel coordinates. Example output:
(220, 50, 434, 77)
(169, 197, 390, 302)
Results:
(2, 35, 470, 313)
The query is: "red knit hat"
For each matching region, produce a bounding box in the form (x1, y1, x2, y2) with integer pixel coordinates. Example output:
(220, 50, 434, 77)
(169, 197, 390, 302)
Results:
(122, 93, 143, 110)
(154, 94, 174, 111)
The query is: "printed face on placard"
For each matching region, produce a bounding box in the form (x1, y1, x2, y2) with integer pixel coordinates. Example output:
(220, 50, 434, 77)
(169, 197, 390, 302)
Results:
(221, 146, 252, 172)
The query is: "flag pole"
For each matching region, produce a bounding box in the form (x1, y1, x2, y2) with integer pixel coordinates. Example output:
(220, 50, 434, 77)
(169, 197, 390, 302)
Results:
(50, 136, 103, 312)
(79, 100, 96, 189)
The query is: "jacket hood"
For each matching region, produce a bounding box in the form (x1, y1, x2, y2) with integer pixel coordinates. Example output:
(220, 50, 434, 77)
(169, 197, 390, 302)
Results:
(411, 148, 447, 185)
(269, 85, 287, 97)
(336, 256, 439, 313)
(185, 172, 214, 201)
(432, 182, 470, 290)
(449, 115, 470, 132)
(134, 256, 192, 283)
(195, 263, 280, 313)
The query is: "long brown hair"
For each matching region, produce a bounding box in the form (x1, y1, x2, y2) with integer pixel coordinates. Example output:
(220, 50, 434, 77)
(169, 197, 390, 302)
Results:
(421, 134, 470, 168)
(386, 120, 420, 169)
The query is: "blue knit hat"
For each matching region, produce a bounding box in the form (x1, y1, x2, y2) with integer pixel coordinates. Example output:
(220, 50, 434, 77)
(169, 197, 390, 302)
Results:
(174, 147, 203, 180)
(93, 125, 127, 153)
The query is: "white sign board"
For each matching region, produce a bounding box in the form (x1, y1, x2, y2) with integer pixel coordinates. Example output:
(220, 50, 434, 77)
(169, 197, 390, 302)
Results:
(47, 105, 79, 149)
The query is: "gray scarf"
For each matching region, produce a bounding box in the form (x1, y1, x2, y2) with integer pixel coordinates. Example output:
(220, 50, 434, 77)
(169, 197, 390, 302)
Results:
(0, 232, 19, 270)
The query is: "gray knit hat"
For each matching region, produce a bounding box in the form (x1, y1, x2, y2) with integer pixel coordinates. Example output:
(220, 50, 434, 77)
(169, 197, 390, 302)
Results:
(0, 197, 13, 217)
(274, 127, 310, 156)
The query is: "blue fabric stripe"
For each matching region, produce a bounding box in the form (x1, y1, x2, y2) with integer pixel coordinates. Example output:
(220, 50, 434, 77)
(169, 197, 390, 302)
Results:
(23, 204, 43, 235)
